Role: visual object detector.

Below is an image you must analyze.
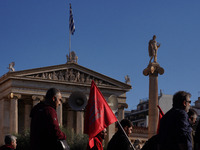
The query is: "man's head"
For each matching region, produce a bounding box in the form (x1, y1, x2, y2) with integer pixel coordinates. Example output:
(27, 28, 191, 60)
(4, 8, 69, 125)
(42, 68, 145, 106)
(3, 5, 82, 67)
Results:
(98, 128, 107, 140)
(173, 91, 191, 112)
(45, 88, 62, 108)
(4, 135, 17, 149)
(188, 108, 197, 126)
(119, 119, 133, 137)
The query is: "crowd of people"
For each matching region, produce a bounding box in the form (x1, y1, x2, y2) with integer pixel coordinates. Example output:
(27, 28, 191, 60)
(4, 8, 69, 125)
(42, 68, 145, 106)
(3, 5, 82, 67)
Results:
(1, 89, 200, 150)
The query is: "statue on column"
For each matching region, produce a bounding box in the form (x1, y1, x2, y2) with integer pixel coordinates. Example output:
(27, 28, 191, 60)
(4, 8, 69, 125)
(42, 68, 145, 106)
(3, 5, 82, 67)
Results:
(148, 35, 160, 64)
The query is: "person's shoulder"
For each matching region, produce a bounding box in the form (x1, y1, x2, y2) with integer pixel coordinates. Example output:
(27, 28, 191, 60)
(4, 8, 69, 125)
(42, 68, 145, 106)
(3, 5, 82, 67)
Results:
(0, 145, 14, 150)
(174, 108, 187, 115)
(43, 104, 57, 116)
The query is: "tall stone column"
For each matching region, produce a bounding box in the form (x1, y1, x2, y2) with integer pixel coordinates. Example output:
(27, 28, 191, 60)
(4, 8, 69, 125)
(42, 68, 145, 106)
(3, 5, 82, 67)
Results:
(143, 62, 164, 138)
(32, 95, 44, 106)
(0, 99, 4, 145)
(67, 110, 75, 132)
(8, 93, 21, 134)
(76, 111, 84, 134)
(24, 101, 32, 130)
(57, 103, 63, 127)
(105, 122, 115, 147)
(117, 103, 128, 121)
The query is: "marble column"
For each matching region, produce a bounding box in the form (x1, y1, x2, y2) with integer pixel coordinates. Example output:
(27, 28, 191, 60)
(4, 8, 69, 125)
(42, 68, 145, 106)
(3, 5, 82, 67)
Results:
(0, 99, 4, 145)
(24, 101, 32, 130)
(8, 93, 21, 134)
(67, 110, 75, 132)
(32, 95, 44, 106)
(105, 122, 115, 146)
(118, 103, 128, 121)
(57, 103, 63, 127)
(143, 62, 164, 138)
(76, 111, 84, 134)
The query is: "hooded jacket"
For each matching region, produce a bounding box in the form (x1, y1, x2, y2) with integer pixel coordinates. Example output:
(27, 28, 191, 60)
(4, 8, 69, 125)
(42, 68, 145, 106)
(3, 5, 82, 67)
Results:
(30, 102, 66, 150)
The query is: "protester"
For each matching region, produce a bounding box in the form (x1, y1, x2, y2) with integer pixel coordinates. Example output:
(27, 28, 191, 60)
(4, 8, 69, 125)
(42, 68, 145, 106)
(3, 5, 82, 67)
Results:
(87, 128, 107, 150)
(30, 88, 66, 150)
(107, 119, 133, 150)
(194, 115, 200, 150)
(188, 109, 198, 150)
(0, 135, 17, 150)
(158, 91, 192, 150)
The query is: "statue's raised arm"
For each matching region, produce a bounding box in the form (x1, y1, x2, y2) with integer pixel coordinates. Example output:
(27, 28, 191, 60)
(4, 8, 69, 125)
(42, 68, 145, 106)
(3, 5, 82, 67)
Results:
(148, 35, 160, 64)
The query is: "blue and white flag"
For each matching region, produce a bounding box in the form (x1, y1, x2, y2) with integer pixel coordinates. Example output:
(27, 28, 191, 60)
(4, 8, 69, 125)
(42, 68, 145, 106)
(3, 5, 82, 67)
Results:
(69, 3, 75, 35)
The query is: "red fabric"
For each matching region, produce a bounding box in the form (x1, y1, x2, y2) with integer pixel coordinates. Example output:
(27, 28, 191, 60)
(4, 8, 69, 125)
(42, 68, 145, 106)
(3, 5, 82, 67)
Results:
(157, 105, 164, 134)
(87, 135, 103, 150)
(30, 102, 66, 150)
(84, 80, 117, 148)
(0, 145, 15, 150)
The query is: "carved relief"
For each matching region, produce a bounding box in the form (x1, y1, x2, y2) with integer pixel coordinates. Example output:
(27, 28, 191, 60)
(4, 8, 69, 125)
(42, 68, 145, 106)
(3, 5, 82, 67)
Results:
(26, 68, 115, 86)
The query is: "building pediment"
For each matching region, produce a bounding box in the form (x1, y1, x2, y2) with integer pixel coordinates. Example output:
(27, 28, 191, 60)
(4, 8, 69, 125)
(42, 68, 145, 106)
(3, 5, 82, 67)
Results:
(0, 63, 131, 91)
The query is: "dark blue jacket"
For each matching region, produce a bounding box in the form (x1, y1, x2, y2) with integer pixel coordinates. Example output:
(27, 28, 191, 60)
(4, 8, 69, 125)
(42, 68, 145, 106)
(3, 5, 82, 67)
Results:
(158, 108, 192, 150)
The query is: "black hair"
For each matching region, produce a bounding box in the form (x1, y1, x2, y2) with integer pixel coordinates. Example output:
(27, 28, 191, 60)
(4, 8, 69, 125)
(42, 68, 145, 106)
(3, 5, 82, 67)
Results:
(188, 108, 197, 120)
(4, 135, 16, 145)
(118, 119, 133, 129)
(45, 88, 60, 102)
(173, 91, 191, 109)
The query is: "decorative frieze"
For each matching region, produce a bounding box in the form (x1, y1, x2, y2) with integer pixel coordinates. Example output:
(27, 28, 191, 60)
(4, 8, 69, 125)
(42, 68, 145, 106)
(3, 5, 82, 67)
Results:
(26, 68, 114, 86)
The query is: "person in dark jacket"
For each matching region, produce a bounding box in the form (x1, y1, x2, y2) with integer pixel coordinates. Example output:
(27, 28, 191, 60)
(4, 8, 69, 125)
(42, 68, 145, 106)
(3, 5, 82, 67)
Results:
(107, 119, 133, 150)
(30, 88, 66, 150)
(158, 91, 192, 150)
(0, 135, 17, 150)
(188, 109, 197, 150)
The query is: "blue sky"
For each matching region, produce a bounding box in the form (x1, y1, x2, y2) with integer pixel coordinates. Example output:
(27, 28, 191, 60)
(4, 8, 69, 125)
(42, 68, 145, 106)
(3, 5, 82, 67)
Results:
(0, 0, 200, 110)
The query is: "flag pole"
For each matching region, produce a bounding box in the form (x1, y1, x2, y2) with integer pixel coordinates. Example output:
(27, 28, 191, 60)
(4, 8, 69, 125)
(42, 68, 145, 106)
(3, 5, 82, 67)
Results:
(117, 120, 135, 150)
(69, 29, 71, 57)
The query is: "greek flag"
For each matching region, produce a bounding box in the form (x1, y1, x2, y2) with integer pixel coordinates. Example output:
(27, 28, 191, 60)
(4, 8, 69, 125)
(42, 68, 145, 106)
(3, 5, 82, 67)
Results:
(69, 3, 75, 35)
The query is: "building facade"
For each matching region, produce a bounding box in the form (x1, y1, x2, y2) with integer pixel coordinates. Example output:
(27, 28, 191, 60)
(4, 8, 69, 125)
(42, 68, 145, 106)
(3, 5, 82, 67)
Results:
(0, 61, 131, 145)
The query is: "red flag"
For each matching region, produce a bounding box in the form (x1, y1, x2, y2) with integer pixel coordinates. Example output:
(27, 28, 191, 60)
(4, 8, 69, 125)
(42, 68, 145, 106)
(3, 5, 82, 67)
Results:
(157, 105, 164, 134)
(84, 80, 117, 148)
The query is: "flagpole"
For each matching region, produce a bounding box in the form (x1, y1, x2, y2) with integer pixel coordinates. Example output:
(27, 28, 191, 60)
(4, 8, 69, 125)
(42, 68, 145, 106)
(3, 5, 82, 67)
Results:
(117, 120, 135, 150)
(69, 30, 71, 57)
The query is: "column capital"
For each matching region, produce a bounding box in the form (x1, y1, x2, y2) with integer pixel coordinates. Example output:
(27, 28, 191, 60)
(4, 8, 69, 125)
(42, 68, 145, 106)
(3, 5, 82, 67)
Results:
(143, 62, 164, 76)
(32, 95, 44, 101)
(8, 93, 21, 99)
(118, 103, 128, 109)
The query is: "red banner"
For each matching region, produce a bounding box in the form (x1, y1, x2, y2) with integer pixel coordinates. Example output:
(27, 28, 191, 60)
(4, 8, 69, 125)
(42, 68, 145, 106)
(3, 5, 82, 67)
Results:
(157, 105, 164, 134)
(84, 80, 117, 148)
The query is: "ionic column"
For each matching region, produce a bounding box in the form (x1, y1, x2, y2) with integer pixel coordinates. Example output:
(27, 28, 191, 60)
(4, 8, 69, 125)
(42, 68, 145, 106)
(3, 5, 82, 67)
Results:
(0, 99, 4, 145)
(32, 95, 44, 106)
(143, 62, 164, 138)
(76, 111, 84, 134)
(8, 93, 21, 134)
(105, 122, 115, 146)
(57, 103, 63, 127)
(118, 103, 128, 121)
(24, 101, 32, 130)
(67, 110, 75, 132)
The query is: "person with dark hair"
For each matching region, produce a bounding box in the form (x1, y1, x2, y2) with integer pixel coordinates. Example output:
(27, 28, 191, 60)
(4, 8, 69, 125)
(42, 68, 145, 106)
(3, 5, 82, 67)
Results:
(0, 135, 17, 150)
(158, 91, 192, 150)
(30, 88, 66, 150)
(188, 109, 197, 127)
(188, 109, 197, 150)
(87, 128, 107, 150)
(107, 119, 133, 150)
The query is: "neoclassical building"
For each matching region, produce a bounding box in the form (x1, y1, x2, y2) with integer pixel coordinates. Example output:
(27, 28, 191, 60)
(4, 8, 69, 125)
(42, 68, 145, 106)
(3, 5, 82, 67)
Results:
(0, 58, 131, 145)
